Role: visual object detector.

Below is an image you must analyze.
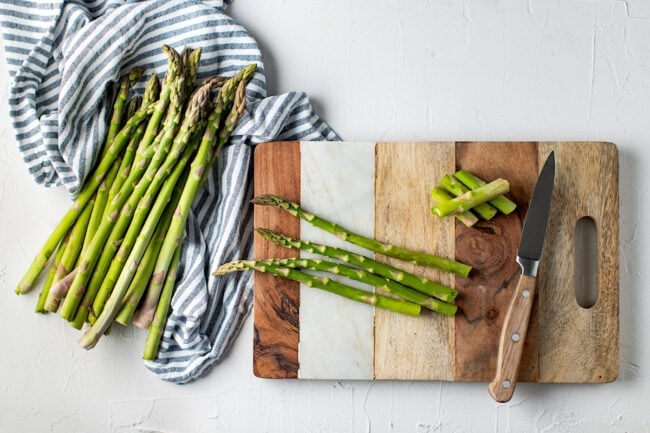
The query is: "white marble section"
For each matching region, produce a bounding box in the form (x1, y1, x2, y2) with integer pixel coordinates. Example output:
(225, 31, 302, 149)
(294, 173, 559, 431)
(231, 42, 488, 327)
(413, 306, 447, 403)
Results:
(298, 141, 376, 380)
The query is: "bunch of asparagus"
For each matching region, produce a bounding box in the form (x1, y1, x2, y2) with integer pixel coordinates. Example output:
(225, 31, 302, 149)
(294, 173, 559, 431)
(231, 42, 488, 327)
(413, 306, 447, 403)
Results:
(215, 194, 473, 317)
(430, 171, 517, 227)
(15, 45, 256, 360)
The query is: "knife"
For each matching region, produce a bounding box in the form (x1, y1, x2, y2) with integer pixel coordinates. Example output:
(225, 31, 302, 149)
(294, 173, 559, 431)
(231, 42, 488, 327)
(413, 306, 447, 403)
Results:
(488, 151, 556, 403)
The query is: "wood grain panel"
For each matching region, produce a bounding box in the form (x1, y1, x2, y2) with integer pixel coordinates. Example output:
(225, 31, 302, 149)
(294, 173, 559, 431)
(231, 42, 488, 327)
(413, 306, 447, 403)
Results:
(537, 142, 619, 383)
(253, 141, 301, 378)
(374, 142, 456, 380)
(453, 142, 540, 381)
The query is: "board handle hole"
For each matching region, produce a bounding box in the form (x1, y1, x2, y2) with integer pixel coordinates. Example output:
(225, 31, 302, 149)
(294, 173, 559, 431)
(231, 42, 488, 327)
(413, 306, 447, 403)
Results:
(574, 216, 598, 309)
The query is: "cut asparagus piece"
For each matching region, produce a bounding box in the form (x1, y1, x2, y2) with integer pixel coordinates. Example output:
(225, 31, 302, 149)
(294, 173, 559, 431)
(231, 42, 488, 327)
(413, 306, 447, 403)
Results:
(439, 175, 497, 220)
(261, 258, 457, 316)
(252, 194, 472, 277)
(454, 170, 517, 215)
(431, 187, 478, 227)
(432, 178, 510, 218)
(215, 260, 422, 317)
(256, 229, 458, 302)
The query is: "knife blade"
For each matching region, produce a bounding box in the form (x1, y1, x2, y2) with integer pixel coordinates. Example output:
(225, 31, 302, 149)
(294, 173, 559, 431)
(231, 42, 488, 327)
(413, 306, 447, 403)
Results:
(488, 151, 556, 402)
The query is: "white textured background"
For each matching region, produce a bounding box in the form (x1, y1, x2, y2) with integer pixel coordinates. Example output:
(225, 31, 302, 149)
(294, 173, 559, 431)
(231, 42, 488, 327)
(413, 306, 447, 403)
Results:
(1, 0, 648, 431)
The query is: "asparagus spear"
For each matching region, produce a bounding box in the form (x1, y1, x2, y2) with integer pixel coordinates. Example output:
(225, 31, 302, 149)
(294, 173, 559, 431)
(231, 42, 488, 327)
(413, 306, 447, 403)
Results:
(132, 78, 248, 329)
(142, 244, 181, 360)
(106, 67, 145, 150)
(431, 187, 478, 228)
(62, 76, 195, 322)
(431, 179, 510, 218)
(252, 194, 472, 277)
(14, 103, 154, 295)
(261, 258, 457, 316)
(256, 229, 458, 302)
(439, 175, 497, 220)
(113, 177, 183, 326)
(41, 197, 92, 312)
(35, 234, 68, 313)
(215, 260, 422, 317)
(78, 152, 193, 348)
(453, 170, 517, 215)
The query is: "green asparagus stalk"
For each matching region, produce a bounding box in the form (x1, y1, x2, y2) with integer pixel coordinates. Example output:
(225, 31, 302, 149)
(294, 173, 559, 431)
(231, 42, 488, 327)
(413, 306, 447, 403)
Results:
(62, 75, 192, 322)
(252, 194, 472, 277)
(431, 187, 478, 228)
(84, 82, 208, 322)
(84, 161, 120, 251)
(105, 67, 145, 150)
(131, 74, 162, 171)
(15, 104, 154, 295)
(183, 47, 202, 94)
(142, 244, 181, 360)
(42, 197, 93, 313)
(132, 79, 247, 329)
(106, 96, 142, 201)
(453, 170, 517, 215)
(35, 235, 69, 313)
(78, 152, 193, 348)
(215, 260, 422, 317)
(439, 175, 497, 220)
(262, 258, 457, 316)
(256, 229, 458, 302)
(114, 176, 183, 326)
(431, 178, 510, 218)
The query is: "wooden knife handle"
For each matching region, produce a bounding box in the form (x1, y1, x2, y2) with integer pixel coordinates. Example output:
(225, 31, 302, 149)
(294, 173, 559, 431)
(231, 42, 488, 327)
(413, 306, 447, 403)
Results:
(488, 274, 537, 402)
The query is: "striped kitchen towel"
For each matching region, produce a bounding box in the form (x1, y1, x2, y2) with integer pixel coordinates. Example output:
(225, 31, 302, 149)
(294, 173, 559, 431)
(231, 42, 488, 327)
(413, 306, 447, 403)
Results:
(0, 0, 339, 383)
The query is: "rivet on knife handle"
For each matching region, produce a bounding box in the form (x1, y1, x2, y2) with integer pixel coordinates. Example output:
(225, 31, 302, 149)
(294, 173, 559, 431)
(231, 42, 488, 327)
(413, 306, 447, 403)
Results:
(488, 274, 537, 402)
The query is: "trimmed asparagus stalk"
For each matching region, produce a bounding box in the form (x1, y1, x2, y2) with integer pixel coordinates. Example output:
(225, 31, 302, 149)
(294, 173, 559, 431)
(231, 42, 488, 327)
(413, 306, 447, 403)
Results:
(142, 245, 181, 360)
(454, 170, 517, 215)
(78, 153, 192, 348)
(439, 175, 497, 220)
(256, 229, 458, 302)
(85, 81, 208, 322)
(252, 194, 472, 277)
(263, 258, 457, 316)
(114, 177, 182, 326)
(215, 260, 422, 317)
(14, 103, 155, 295)
(35, 235, 68, 313)
(132, 73, 250, 329)
(432, 178, 510, 218)
(431, 187, 478, 227)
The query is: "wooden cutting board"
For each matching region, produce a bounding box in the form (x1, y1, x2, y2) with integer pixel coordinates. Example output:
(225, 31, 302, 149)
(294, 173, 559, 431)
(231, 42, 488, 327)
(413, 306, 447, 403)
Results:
(252, 141, 619, 382)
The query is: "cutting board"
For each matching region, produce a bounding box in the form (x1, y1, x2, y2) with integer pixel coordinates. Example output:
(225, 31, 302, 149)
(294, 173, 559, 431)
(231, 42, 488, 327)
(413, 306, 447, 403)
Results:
(252, 141, 619, 382)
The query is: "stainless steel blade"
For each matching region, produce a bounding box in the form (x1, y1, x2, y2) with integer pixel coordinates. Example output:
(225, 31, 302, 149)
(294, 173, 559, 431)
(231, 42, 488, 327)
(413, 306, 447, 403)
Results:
(516, 151, 555, 277)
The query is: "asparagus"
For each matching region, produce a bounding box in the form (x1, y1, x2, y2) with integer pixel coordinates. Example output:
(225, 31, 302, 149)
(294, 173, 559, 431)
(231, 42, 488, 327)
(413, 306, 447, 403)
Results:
(261, 258, 457, 316)
(453, 170, 517, 215)
(252, 194, 472, 277)
(142, 244, 181, 360)
(14, 103, 154, 295)
(432, 179, 510, 218)
(256, 229, 458, 302)
(431, 186, 478, 227)
(63, 75, 194, 322)
(35, 235, 68, 313)
(215, 260, 422, 317)
(131, 74, 162, 171)
(439, 175, 497, 220)
(42, 197, 92, 312)
(84, 82, 208, 322)
(106, 68, 145, 149)
(114, 178, 182, 326)
(78, 153, 192, 348)
(132, 79, 247, 329)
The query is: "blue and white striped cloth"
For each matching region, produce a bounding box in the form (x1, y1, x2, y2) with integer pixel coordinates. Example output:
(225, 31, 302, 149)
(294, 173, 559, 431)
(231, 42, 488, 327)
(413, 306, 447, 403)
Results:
(1, 0, 339, 383)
